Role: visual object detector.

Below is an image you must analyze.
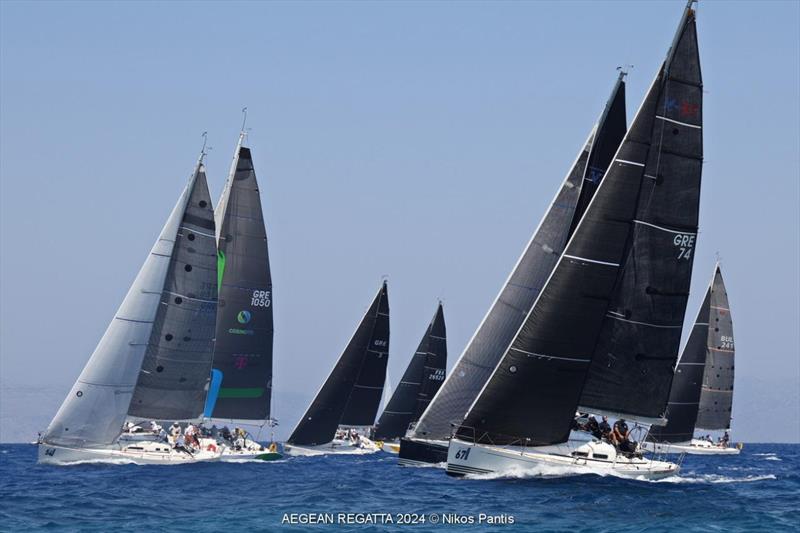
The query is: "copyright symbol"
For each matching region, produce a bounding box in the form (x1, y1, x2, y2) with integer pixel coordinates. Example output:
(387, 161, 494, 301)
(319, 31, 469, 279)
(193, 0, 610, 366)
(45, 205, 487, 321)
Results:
(428, 513, 439, 524)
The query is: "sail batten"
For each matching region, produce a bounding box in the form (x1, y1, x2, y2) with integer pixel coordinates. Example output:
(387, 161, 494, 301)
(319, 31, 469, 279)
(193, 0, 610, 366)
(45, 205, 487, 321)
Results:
(410, 74, 627, 441)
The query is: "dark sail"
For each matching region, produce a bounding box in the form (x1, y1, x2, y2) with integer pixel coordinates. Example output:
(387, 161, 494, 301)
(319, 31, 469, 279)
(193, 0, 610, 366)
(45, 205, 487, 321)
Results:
(458, 5, 702, 446)
(411, 75, 627, 441)
(129, 163, 218, 420)
(696, 265, 735, 430)
(209, 141, 274, 422)
(577, 6, 703, 422)
(288, 282, 389, 445)
(649, 287, 710, 443)
(374, 303, 447, 441)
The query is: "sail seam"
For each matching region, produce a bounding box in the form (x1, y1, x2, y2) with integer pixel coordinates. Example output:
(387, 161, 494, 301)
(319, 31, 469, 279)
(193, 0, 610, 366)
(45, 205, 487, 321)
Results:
(509, 347, 590, 363)
(633, 219, 697, 235)
(656, 115, 701, 129)
(605, 314, 682, 329)
(615, 158, 645, 167)
(115, 317, 155, 324)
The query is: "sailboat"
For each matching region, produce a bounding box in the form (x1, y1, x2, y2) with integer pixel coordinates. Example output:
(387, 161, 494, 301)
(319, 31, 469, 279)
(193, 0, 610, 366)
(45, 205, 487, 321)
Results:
(645, 264, 740, 455)
(285, 281, 390, 456)
(374, 302, 447, 454)
(39, 149, 222, 465)
(399, 70, 627, 466)
(447, 1, 702, 480)
(204, 130, 281, 461)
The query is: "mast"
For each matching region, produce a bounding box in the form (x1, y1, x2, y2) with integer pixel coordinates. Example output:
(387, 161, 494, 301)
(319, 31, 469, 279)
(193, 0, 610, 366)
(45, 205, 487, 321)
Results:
(374, 302, 446, 441)
(695, 264, 735, 430)
(288, 281, 389, 446)
(577, 1, 703, 423)
(458, 3, 703, 446)
(44, 152, 214, 447)
(207, 114, 275, 423)
(410, 72, 627, 441)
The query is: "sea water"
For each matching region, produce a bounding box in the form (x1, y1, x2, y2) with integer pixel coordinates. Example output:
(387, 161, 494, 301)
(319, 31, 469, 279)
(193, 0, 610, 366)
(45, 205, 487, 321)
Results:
(0, 443, 797, 532)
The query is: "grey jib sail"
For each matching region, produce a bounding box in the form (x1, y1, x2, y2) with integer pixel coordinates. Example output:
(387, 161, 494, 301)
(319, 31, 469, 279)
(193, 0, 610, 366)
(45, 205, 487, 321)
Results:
(210, 141, 274, 422)
(648, 285, 711, 443)
(411, 73, 627, 441)
(128, 163, 218, 421)
(374, 302, 447, 441)
(458, 5, 702, 446)
(44, 157, 213, 447)
(695, 265, 735, 430)
(577, 5, 703, 422)
(288, 282, 390, 445)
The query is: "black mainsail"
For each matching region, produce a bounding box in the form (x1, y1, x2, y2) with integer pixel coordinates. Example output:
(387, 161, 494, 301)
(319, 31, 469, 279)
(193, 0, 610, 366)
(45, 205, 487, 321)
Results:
(577, 4, 703, 423)
(128, 161, 218, 421)
(458, 4, 702, 446)
(374, 303, 447, 441)
(288, 281, 390, 446)
(648, 283, 711, 443)
(208, 136, 274, 422)
(410, 73, 627, 441)
(695, 265, 735, 430)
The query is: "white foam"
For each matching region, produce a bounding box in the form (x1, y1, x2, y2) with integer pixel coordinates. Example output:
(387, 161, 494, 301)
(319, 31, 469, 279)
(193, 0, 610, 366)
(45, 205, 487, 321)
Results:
(465, 462, 609, 480)
(649, 474, 776, 484)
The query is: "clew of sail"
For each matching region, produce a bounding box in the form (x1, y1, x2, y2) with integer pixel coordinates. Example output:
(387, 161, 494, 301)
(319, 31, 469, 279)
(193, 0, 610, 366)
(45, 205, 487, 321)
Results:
(374, 302, 447, 441)
(410, 74, 627, 441)
(44, 158, 213, 447)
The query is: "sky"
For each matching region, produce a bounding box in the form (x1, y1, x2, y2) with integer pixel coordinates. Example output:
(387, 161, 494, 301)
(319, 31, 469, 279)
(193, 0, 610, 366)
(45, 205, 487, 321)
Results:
(1, 0, 798, 444)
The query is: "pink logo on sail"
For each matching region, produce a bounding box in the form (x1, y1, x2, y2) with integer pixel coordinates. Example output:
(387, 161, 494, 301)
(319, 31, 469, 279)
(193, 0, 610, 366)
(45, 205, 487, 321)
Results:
(233, 355, 248, 369)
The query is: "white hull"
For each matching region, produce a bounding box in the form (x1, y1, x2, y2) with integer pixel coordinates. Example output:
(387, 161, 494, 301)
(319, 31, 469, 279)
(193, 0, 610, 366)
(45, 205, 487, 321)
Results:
(38, 441, 221, 465)
(285, 437, 382, 457)
(643, 440, 740, 456)
(446, 438, 679, 480)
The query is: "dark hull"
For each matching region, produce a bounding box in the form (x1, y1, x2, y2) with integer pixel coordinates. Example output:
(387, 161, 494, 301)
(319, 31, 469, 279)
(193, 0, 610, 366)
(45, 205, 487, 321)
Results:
(398, 438, 448, 466)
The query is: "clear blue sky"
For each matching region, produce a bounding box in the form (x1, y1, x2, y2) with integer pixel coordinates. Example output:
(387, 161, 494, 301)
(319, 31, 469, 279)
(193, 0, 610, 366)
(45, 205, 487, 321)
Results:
(1, 1, 798, 443)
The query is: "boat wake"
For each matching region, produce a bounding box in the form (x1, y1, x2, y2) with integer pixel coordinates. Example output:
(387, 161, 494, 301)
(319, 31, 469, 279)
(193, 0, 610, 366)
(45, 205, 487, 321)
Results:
(753, 453, 781, 461)
(649, 474, 777, 484)
(464, 463, 614, 481)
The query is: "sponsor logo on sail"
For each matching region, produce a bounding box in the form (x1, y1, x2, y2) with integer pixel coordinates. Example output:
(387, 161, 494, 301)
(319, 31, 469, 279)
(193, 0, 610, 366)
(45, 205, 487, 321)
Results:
(237, 310, 252, 324)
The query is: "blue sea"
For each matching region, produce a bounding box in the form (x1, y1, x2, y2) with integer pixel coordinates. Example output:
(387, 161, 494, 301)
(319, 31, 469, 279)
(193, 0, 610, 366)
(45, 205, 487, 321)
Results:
(0, 443, 797, 532)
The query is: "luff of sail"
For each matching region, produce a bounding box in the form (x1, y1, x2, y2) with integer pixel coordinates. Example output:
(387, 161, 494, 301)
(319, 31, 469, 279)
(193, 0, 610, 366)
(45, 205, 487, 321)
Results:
(695, 265, 735, 430)
(648, 280, 712, 443)
(374, 302, 446, 441)
(209, 137, 274, 422)
(288, 281, 390, 446)
(128, 163, 218, 421)
(410, 74, 627, 441)
(44, 158, 212, 447)
(458, 4, 702, 447)
(577, 4, 703, 422)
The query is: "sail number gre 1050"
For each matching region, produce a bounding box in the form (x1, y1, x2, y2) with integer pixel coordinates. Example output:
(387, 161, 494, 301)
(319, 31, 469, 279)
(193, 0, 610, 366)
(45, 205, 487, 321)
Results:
(251, 290, 271, 307)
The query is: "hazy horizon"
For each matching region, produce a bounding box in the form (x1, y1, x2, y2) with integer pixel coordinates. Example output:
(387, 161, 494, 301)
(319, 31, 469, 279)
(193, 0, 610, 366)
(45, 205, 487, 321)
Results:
(1, 0, 798, 444)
